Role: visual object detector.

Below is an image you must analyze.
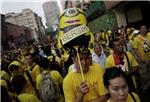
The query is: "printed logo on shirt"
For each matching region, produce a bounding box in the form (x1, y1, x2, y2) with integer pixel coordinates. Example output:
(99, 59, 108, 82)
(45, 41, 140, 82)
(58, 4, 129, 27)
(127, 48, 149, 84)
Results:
(142, 40, 150, 53)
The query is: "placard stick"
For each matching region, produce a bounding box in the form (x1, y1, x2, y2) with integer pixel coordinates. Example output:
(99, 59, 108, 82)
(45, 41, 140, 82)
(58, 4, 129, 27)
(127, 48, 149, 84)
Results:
(74, 46, 85, 81)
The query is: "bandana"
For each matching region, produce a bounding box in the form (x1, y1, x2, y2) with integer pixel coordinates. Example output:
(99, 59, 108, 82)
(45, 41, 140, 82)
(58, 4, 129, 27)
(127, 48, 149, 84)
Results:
(113, 52, 124, 65)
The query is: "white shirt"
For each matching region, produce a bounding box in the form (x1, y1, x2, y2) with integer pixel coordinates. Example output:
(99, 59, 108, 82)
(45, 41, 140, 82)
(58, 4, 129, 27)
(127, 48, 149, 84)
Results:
(92, 52, 106, 69)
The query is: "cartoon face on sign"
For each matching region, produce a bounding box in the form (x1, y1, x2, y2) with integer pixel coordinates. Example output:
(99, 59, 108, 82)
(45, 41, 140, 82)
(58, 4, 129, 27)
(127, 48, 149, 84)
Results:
(59, 8, 87, 31)
(58, 8, 94, 54)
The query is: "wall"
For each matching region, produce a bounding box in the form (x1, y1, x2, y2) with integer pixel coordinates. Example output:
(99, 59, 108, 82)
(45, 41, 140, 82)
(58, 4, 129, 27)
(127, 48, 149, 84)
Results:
(88, 11, 118, 33)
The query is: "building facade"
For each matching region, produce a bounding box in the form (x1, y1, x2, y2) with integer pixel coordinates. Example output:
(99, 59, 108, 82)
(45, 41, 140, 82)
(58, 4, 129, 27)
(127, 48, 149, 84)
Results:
(43, 1, 60, 31)
(5, 8, 45, 41)
(63, 0, 91, 11)
(104, 1, 150, 28)
(63, 1, 150, 31)
(1, 14, 33, 51)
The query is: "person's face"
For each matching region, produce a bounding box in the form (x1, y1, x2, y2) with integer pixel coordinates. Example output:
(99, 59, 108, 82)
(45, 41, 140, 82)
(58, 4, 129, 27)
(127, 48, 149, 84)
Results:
(25, 55, 33, 66)
(116, 35, 125, 45)
(9, 66, 20, 76)
(108, 76, 129, 102)
(94, 43, 102, 56)
(72, 53, 91, 73)
(140, 25, 147, 34)
(113, 41, 123, 53)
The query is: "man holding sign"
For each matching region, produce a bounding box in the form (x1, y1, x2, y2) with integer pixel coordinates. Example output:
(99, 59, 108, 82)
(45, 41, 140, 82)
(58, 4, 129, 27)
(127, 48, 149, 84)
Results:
(63, 47, 107, 102)
(59, 8, 107, 102)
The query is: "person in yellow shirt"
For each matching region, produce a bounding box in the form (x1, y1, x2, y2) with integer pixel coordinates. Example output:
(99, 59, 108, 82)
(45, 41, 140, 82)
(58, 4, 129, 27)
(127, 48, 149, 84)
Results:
(9, 60, 24, 75)
(103, 67, 141, 102)
(36, 57, 64, 102)
(131, 25, 150, 101)
(126, 27, 132, 41)
(44, 44, 63, 76)
(101, 31, 109, 47)
(106, 39, 138, 69)
(18, 93, 41, 102)
(63, 47, 107, 102)
(11, 74, 41, 102)
(105, 39, 139, 92)
(23, 53, 41, 97)
(132, 25, 150, 62)
(0, 70, 10, 82)
(24, 53, 41, 83)
(8, 63, 38, 96)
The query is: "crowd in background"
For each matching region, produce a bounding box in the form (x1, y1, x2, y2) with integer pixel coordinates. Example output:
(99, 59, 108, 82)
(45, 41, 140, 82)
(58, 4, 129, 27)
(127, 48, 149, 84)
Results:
(1, 24, 150, 102)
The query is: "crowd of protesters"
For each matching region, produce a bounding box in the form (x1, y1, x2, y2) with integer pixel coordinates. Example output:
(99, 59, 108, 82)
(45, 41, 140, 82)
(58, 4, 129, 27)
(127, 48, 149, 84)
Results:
(1, 24, 150, 102)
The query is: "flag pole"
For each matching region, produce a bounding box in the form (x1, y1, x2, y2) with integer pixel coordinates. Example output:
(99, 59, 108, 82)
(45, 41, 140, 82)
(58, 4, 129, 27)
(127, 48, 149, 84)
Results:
(74, 46, 85, 81)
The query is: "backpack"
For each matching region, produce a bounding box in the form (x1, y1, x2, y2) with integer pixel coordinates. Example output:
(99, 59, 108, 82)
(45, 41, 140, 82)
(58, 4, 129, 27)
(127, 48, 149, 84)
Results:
(39, 72, 59, 102)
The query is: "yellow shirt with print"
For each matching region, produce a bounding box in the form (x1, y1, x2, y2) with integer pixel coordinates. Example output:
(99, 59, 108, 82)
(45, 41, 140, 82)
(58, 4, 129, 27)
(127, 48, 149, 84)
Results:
(27, 63, 41, 82)
(63, 63, 106, 102)
(105, 52, 138, 69)
(36, 70, 64, 102)
(132, 33, 150, 61)
(18, 93, 41, 102)
(105, 52, 139, 88)
(106, 92, 140, 102)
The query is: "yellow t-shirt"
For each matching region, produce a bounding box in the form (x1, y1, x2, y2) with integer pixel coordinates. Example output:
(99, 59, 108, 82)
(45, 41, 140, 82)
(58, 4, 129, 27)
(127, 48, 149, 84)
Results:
(0, 79, 8, 90)
(105, 52, 139, 88)
(132, 33, 150, 61)
(101, 32, 109, 46)
(106, 92, 140, 102)
(105, 52, 139, 71)
(36, 70, 64, 102)
(27, 63, 41, 82)
(63, 63, 106, 102)
(0, 70, 10, 81)
(18, 93, 41, 102)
